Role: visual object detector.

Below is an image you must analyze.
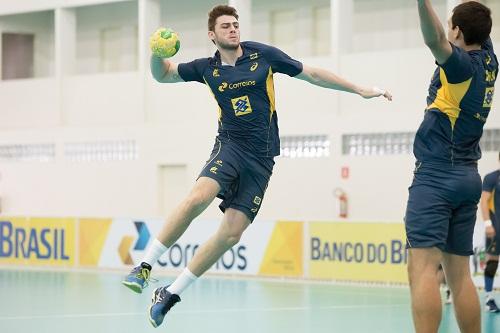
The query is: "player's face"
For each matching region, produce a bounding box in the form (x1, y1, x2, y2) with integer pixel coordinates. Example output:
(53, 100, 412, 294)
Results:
(211, 15, 240, 50)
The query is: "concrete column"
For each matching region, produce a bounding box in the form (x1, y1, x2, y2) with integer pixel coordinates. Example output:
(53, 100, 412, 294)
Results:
(55, 7, 76, 125)
(138, 0, 161, 73)
(138, 0, 161, 122)
(330, 0, 353, 116)
(228, 0, 251, 41)
(330, 0, 353, 69)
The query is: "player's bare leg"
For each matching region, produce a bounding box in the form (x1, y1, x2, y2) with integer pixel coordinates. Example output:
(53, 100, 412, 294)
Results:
(408, 247, 443, 333)
(442, 253, 481, 333)
(149, 208, 251, 327)
(122, 177, 220, 293)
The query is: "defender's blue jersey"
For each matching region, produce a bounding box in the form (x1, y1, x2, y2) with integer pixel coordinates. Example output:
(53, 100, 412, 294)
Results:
(483, 170, 500, 223)
(414, 39, 498, 165)
(178, 41, 303, 157)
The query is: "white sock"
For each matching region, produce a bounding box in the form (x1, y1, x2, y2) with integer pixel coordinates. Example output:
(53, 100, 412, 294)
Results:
(142, 239, 168, 267)
(486, 292, 493, 301)
(167, 268, 198, 295)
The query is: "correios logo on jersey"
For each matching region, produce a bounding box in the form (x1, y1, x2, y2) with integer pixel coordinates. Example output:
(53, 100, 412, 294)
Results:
(218, 80, 256, 92)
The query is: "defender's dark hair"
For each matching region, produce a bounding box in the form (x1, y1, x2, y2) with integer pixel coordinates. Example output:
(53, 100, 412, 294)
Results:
(208, 5, 238, 32)
(452, 2, 492, 45)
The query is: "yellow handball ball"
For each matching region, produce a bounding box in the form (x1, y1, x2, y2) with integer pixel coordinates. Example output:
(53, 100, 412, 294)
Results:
(150, 28, 180, 58)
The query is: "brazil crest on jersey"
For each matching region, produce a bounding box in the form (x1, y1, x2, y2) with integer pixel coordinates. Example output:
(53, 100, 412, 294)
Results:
(414, 38, 498, 165)
(177, 41, 303, 157)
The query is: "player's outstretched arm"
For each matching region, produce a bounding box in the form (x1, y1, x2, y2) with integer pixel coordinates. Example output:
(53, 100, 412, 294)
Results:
(150, 56, 184, 83)
(417, 0, 452, 64)
(294, 64, 392, 101)
(480, 191, 496, 238)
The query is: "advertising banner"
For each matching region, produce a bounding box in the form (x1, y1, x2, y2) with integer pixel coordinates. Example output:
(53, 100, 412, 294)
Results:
(0, 217, 76, 266)
(308, 222, 407, 283)
(91, 218, 303, 277)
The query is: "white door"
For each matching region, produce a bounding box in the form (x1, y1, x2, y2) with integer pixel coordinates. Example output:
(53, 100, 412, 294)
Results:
(157, 164, 188, 217)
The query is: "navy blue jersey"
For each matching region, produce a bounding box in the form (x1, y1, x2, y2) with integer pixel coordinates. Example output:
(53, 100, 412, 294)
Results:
(177, 41, 303, 157)
(483, 170, 500, 223)
(413, 38, 498, 165)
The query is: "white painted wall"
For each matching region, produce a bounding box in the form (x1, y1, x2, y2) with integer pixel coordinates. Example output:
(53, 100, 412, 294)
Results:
(0, 0, 499, 224)
(0, 78, 60, 128)
(352, 0, 447, 52)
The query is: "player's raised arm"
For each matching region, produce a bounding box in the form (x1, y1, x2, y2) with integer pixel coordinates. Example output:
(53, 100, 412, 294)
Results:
(417, 0, 453, 64)
(150, 57, 183, 83)
(149, 27, 184, 83)
(295, 64, 392, 101)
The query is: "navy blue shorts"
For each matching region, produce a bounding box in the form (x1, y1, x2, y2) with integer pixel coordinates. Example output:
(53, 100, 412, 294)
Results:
(199, 138, 274, 222)
(405, 161, 481, 256)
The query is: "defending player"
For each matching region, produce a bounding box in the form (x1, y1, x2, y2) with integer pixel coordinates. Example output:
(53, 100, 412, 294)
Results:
(480, 153, 500, 313)
(405, 1, 497, 332)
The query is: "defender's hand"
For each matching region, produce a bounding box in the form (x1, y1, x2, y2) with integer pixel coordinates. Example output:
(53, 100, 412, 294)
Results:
(359, 86, 393, 101)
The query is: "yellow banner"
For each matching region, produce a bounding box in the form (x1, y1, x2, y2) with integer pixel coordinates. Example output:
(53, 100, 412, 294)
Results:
(0, 217, 75, 266)
(79, 218, 112, 266)
(259, 221, 303, 277)
(309, 222, 407, 283)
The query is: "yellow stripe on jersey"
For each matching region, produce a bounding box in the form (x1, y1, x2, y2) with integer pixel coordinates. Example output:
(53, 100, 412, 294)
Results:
(265, 68, 276, 122)
(490, 189, 496, 214)
(427, 68, 472, 129)
(203, 77, 223, 122)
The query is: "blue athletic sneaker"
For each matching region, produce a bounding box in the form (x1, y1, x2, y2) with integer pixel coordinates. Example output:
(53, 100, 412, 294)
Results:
(122, 262, 152, 293)
(486, 298, 500, 313)
(149, 286, 181, 328)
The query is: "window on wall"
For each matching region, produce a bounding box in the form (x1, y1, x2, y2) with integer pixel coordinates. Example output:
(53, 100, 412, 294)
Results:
(270, 10, 297, 56)
(0, 144, 55, 162)
(480, 129, 500, 152)
(76, 1, 138, 74)
(313, 6, 330, 56)
(342, 130, 500, 156)
(1, 33, 34, 80)
(64, 140, 138, 162)
(342, 132, 414, 156)
(100, 25, 137, 73)
(280, 135, 330, 158)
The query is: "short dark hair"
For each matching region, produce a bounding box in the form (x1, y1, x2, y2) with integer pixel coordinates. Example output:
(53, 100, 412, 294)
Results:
(208, 5, 238, 32)
(452, 2, 492, 45)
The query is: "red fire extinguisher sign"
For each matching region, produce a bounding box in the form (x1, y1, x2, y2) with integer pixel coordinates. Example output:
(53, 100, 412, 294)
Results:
(341, 166, 349, 179)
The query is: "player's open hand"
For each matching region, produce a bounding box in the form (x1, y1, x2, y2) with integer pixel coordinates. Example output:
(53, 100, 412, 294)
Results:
(360, 86, 392, 101)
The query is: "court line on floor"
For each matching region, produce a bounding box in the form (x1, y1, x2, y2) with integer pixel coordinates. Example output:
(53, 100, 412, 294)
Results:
(0, 303, 407, 321)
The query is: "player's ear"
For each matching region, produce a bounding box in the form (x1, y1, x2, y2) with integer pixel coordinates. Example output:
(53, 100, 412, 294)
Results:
(452, 25, 462, 42)
(208, 31, 215, 44)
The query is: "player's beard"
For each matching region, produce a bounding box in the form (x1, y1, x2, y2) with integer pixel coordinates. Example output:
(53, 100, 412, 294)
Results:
(216, 37, 240, 51)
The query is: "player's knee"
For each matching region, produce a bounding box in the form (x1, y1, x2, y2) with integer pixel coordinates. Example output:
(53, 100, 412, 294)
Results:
(225, 231, 243, 247)
(184, 192, 210, 212)
(485, 260, 499, 278)
(220, 227, 244, 247)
